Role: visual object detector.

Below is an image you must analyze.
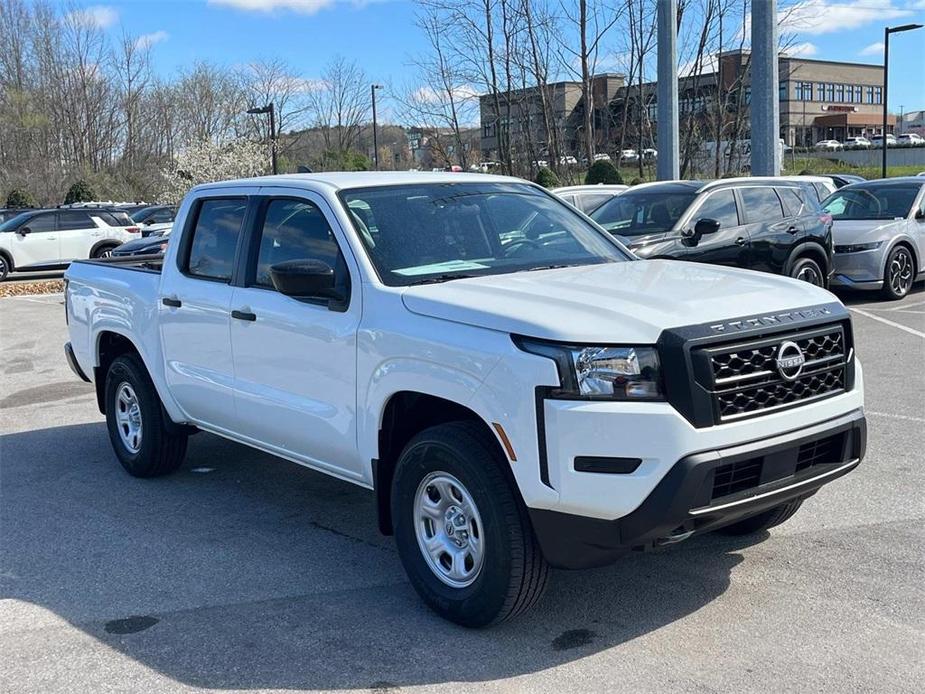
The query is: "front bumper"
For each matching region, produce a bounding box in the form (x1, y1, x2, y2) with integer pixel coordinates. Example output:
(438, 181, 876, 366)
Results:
(530, 409, 866, 569)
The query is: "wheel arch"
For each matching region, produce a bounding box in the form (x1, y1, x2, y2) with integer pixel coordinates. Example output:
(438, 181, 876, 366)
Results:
(89, 239, 120, 258)
(882, 237, 919, 278)
(373, 391, 514, 536)
(786, 240, 829, 278)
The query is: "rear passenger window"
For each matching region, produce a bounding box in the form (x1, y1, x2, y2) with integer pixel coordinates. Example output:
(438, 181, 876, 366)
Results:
(57, 210, 96, 230)
(186, 198, 247, 282)
(740, 187, 784, 222)
(695, 189, 739, 228)
(812, 183, 829, 201)
(778, 187, 807, 217)
(254, 199, 340, 288)
(579, 193, 612, 213)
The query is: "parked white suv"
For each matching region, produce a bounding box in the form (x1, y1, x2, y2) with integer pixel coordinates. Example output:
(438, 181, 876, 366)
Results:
(63, 173, 866, 626)
(0, 207, 139, 281)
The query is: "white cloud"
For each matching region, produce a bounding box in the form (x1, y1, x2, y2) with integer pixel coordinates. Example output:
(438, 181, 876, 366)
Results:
(787, 41, 819, 57)
(208, 0, 335, 14)
(858, 41, 885, 57)
(780, 0, 912, 35)
(69, 5, 118, 28)
(413, 85, 479, 104)
(135, 30, 168, 49)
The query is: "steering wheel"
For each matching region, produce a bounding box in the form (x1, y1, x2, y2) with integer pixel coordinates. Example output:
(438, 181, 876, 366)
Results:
(503, 237, 543, 258)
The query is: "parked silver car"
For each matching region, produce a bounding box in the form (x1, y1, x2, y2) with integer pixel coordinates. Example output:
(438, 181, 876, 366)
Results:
(822, 178, 925, 299)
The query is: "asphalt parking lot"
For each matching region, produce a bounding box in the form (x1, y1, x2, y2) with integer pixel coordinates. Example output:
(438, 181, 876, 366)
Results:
(1, 286, 923, 693)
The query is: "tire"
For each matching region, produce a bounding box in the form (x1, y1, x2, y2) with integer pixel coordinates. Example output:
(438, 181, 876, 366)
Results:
(391, 421, 549, 627)
(881, 244, 915, 300)
(789, 256, 824, 287)
(92, 245, 117, 259)
(0, 254, 10, 282)
(104, 354, 188, 477)
(715, 499, 803, 536)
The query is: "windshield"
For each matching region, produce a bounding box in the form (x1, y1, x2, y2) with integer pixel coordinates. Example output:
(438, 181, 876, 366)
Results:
(0, 211, 35, 232)
(339, 182, 629, 287)
(822, 184, 921, 220)
(590, 190, 697, 236)
(131, 206, 158, 223)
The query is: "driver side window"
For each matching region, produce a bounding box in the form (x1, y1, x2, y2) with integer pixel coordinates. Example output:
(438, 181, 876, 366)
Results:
(695, 190, 739, 229)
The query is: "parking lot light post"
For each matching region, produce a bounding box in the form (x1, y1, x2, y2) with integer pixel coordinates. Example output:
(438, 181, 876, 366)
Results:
(882, 23, 923, 178)
(247, 103, 277, 175)
(371, 84, 383, 170)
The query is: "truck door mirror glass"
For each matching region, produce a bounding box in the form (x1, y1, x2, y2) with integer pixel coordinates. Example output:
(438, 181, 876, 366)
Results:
(270, 259, 342, 303)
(694, 218, 721, 236)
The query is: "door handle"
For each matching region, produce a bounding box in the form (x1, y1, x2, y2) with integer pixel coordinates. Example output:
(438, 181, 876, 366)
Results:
(161, 296, 182, 308)
(735, 237, 747, 246)
(231, 309, 257, 322)
(786, 226, 800, 234)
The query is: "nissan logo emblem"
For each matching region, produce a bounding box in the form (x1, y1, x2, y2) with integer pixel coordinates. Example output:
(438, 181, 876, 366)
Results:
(776, 341, 806, 381)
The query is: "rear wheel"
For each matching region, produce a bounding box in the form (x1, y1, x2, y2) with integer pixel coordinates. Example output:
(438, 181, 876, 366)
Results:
(716, 499, 803, 535)
(391, 421, 549, 627)
(92, 245, 117, 259)
(105, 354, 188, 477)
(789, 256, 824, 287)
(0, 254, 9, 282)
(881, 245, 915, 300)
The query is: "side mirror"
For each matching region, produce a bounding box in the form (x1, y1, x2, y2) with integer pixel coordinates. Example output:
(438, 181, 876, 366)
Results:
(270, 259, 342, 303)
(915, 209, 925, 221)
(17, 226, 31, 236)
(694, 218, 722, 236)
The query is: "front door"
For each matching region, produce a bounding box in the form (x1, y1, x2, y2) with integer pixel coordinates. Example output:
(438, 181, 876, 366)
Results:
(229, 192, 362, 480)
(158, 194, 252, 429)
(679, 188, 749, 268)
(9, 211, 59, 267)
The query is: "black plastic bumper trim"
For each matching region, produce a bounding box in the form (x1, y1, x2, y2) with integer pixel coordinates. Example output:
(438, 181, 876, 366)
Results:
(574, 456, 642, 474)
(64, 342, 90, 383)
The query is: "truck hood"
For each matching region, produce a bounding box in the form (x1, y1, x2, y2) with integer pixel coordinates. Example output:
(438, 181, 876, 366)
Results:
(832, 219, 906, 244)
(401, 260, 836, 343)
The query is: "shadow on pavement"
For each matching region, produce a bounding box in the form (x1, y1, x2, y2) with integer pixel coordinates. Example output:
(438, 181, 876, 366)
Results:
(1, 422, 761, 690)
(830, 281, 923, 306)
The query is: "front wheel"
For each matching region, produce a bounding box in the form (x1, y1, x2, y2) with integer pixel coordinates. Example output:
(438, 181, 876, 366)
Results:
(391, 422, 549, 627)
(789, 256, 824, 287)
(105, 354, 188, 477)
(92, 245, 116, 259)
(0, 254, 9, 282)
(881, 245, 915, 300)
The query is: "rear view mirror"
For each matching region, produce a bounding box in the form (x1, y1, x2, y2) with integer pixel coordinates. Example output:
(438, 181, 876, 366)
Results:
(270, 259, 342, 303)
(694, 218, 722, 236)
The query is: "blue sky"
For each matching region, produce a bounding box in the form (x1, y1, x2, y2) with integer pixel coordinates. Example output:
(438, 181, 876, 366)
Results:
(78, 0, 925, 114)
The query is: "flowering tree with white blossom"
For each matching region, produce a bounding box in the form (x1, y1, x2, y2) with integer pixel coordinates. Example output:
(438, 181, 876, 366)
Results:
(159, 138, 269, 203)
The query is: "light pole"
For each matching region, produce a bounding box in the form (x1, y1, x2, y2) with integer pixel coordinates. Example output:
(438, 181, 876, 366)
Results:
(247, 103, 277, 175)
(882, 23, 923, 178)
(371, 84, 383, 170)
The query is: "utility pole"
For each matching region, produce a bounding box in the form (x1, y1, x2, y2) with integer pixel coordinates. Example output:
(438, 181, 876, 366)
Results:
(246, 103, 277, 175)
(371, 84, 383, 170)
(750, 0, 779, 176)
(882, 24, 922, 177)
(656, 0, 679, 180)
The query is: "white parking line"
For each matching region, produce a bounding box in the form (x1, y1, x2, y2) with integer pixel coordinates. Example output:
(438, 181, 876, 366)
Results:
(850, 307, 925, 339)
(866, 411, 925, 424)
(888, 299, 925, 311)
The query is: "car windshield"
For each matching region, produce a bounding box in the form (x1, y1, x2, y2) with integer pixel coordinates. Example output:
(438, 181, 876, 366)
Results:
(822, 184, 921, 220)
(0, 211, 35, 231)
(339, 182, 629, 286)
(590, 190, 697, 236)
(131, 207, 158, 223)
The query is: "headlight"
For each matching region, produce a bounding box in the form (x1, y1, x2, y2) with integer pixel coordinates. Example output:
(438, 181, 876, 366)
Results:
(516, 338, 664, 400)
(835, 241, 882, 253)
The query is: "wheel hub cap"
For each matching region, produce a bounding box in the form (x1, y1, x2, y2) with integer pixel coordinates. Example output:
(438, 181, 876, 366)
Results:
(413, 472, 484, 588)
(890, 250, 913, 295)
(115, 383, 143, 453)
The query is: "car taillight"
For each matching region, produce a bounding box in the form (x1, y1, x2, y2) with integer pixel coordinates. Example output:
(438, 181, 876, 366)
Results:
(126, 226, 140, 233)
(819, 213, 832, 226)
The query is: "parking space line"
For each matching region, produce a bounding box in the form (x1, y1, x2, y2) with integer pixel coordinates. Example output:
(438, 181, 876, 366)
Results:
(866, 411, 925, 424)
(888, 299, 925, 311)
(850, 307, 925, 339)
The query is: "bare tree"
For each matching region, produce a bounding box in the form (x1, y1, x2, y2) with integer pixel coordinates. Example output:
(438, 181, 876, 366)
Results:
(305, 55, 371, 168)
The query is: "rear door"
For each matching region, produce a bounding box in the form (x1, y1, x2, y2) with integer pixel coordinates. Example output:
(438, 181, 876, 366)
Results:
(678, 188, 749, 268)
(56, 210, 99, 260)
(158, 193, 254, 428)
(8, 212, 59, 267)
(738, 186, 797, 274)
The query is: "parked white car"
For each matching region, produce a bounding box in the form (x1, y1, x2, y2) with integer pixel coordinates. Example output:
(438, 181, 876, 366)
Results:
(0, 207, 139, 281)
(64, 172, 866, 626)
(776, 175, 838, 203)
(869, 134, 897, 147)
(897, 133, 925, 147)
(552, 184, 628, 213)
(558, 155, 578, 166)
(619, 149, 639, 162)
(842, 137, 872, 149)
(814, 140, 842, 151)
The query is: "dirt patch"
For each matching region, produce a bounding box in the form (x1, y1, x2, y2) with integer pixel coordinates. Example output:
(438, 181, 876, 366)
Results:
(0, 279, 65, 297)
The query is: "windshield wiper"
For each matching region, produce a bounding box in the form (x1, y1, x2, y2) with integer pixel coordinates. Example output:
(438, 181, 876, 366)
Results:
(406, 273, 478, 286)
(526, 264, 574, 271)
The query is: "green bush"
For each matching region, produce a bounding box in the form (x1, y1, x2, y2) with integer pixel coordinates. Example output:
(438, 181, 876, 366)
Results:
(585, 160, 623, 185)
(5, 188, 34, 208)
(535, 166, 560, 188)
(629, 177, 643, 186)
(64, 180, 96, 205)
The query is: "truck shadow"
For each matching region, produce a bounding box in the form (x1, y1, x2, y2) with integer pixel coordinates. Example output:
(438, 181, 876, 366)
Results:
(1, 422, 759, 691)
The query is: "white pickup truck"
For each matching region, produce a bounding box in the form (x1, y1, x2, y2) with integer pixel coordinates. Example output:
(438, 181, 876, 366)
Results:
(64, 172, 866, 626)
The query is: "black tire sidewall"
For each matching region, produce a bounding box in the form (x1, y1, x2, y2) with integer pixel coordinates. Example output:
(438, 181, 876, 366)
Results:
(0, 255, 9, 281)
(105, 355, 168, 476)
(790, 257, 823, 286)
(883, 246, 913, 300)
(93, 245, 116, 259)
(392, 432, 521, 627)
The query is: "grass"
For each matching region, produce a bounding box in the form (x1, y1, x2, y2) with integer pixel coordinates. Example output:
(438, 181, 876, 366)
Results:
(781, 156, 922, 180)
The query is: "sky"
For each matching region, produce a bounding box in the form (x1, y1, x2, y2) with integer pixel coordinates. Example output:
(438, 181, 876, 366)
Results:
(73, 0, 925, 114)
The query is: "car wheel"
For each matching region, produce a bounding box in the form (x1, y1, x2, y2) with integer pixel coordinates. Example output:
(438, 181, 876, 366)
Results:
(789, 256, 824, 287)
(105, 354, 188, 477)
(391, 421, 549, 627)
(0, 254, 9, 282)
(881, 245, 915, 300)
(93, 245, 116, 259)
(716, 499, 804, 535)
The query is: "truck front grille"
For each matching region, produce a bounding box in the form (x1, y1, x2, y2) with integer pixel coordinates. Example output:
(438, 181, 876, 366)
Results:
(696, 324, 848, 424)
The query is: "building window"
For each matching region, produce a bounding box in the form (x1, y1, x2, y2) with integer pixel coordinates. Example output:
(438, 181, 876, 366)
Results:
(866, 86, 874, 104)
(854, 85, 862, 103)
(835, 84, 844, 102)
(817, 83, 825, 101)
(779, 81, 787, 100)
(846, 86, 854, 103)
(826, 83, 835, 101)
(873, 86, 882, 104)
(795, 82, 812, 100)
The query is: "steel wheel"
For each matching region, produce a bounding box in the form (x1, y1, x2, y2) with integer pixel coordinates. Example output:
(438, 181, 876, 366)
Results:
(114, 382, 143, 453)
(887, 247, 914, 298)
(413, 472, 485, 588)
